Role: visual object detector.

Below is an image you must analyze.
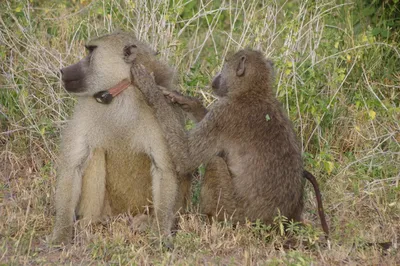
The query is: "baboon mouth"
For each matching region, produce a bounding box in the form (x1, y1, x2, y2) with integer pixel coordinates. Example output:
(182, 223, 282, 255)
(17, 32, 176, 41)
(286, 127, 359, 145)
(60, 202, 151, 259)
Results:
(62, 76, 81, 82)
(63, 79, 86, 93)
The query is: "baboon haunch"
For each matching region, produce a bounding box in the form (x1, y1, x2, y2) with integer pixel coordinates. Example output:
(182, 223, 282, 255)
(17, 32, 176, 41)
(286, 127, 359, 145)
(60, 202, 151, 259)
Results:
(130, 49, 305, 226)
(50, 32, 190, 244)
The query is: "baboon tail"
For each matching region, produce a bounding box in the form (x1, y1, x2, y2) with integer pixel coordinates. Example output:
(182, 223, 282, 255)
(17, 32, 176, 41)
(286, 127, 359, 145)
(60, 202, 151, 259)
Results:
(303, 170, 329, 237)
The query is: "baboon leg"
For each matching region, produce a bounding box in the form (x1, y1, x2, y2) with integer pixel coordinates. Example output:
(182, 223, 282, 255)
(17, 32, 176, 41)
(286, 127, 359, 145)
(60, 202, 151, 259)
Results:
(76, 148, 107, 223)
(52, 171, 81, 243)
(51, 139, 90, 244)
(176, 174, 192, 213)
(200, 156, 238, 222)
(149, 154, 178, 236)
(102, 190, 112, 217)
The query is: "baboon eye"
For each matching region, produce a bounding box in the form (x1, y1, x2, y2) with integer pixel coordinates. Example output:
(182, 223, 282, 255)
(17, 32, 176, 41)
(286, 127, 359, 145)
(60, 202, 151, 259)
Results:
(85, 45, 97, 53)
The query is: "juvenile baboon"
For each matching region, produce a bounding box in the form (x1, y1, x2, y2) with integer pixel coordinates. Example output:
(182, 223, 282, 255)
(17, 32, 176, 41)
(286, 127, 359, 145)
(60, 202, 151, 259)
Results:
(162, 94, 329, 235)
(130, 49, 329, 235)
(50, 32, 190, 244)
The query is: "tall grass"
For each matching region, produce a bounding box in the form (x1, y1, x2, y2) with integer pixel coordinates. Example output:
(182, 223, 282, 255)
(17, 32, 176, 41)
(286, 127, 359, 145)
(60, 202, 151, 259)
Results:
(1, 0, 399, 264)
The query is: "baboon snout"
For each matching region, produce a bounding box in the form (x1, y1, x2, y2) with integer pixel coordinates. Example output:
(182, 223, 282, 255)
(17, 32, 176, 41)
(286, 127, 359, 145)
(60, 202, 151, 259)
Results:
(211, 73, 228, 97)
(60, 60, 87, 93)
(61, 62, 84, 81)
(211, 73, 221, 90)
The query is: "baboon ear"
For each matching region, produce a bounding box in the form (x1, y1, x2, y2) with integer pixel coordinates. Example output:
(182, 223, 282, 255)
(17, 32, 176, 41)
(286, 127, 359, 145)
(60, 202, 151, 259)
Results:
(236, 55, 246, 77)
(123, 44, 138, 64)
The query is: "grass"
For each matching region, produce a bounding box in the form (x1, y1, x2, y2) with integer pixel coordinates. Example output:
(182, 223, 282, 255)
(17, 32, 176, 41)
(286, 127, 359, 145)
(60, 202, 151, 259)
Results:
(1, 0, 399, 264)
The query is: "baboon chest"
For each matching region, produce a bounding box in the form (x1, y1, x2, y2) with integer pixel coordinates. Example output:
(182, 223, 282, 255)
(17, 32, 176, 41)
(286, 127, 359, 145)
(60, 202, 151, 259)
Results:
(82, 100, 161, 214)
(105, 148, 153, 214)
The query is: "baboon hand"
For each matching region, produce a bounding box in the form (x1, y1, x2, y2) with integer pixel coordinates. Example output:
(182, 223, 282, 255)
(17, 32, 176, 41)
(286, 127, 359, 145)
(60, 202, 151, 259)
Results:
(131, 63, 158, 104)
(162, 91, 203, 113)
(161, 89, 183, 104)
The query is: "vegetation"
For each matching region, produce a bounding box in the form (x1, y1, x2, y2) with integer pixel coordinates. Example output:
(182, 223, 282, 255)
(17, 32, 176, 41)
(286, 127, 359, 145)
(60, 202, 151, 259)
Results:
(1, 0, 399, 264)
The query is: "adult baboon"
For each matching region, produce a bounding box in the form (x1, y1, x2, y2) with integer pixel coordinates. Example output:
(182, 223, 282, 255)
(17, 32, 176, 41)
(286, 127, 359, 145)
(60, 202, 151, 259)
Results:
(129, 49, 329, 235)
(50, 32, 190, 244)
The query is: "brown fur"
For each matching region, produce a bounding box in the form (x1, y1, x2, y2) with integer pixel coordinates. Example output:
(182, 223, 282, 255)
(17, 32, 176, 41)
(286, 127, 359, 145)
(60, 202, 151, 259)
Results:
(197, 50, 304, 224)
(163, 50, 329, 234)
(50, 32, 190, 244)
(133, 49, 304, 225)
(163, 96, 329, 234)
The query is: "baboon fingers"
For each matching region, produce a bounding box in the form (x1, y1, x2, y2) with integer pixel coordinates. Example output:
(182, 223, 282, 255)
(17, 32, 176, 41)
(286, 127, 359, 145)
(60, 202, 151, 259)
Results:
(162, 91, 177, 104)
(171, 94, 188, 104)
(182, 104, 192, 112)
(162, 90, 181, 97)
(162, 92, 196, 110)
(162, 90, 174, 97)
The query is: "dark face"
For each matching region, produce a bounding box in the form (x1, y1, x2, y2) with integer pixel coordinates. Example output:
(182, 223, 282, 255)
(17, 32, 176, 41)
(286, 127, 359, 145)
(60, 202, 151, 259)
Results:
(60, 45, 95, 93)
(211, 53, 246, 98)
(211, 73, 228, 97)
(60, 58, 88, 93)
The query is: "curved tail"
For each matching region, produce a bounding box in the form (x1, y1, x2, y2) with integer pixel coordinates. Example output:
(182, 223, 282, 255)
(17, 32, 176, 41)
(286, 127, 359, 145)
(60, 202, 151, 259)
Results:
(303, 170, 329, 236)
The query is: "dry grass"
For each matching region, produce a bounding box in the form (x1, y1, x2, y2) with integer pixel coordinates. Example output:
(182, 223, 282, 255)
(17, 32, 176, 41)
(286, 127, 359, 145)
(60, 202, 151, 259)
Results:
(1, 0, 399, 264)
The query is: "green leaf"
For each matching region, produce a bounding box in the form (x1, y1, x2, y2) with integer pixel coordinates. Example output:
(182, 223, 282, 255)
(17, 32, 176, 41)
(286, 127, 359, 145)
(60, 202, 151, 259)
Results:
(361, 7, 376, 17)
(371, 28, 382, 36)
(323, 161, 334, 174)
(368, 110, 376, 120)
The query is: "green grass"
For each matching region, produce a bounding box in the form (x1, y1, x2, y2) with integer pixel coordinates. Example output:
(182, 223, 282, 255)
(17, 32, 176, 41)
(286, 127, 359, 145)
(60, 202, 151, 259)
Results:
(1, 0, 399, 264)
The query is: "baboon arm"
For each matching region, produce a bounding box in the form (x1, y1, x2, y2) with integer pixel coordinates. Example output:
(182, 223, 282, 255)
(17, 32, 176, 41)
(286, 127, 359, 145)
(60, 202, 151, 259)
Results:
(185, 110, 221, 171)
(52, 133, 90, 244)
(141, 86, 220, 173)
(148, 153, 178, 236)
(162, 90, 208, 122)
(131, 64, 221, 174)
(131, 64, 189, 175)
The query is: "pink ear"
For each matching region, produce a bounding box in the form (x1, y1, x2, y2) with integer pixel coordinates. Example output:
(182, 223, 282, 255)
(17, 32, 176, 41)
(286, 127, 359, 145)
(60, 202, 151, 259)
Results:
(236, 55, 246, 76)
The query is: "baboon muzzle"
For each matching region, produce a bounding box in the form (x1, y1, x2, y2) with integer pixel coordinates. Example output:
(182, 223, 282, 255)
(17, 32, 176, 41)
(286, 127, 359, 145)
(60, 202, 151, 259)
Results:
(61, 59, 87, 93)
(211, 73, 221, 90)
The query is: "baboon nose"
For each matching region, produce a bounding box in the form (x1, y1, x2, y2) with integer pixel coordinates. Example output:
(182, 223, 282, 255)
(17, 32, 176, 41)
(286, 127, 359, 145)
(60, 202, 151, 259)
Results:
(212, 73, 221, 89)
(59, 68, 65, 79)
